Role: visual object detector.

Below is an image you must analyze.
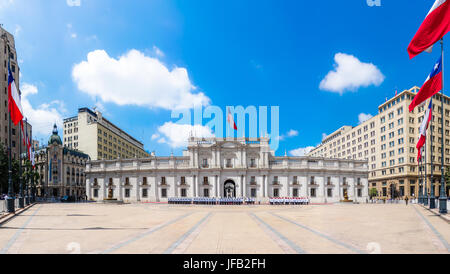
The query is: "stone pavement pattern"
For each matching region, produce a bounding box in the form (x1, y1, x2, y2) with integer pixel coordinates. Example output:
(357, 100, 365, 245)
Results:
(0, 203, 448, 254)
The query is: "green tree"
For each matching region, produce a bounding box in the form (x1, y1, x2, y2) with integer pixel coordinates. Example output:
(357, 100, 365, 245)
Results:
(444, 167, 450, 195)
(0, 142, 9, 194)
(369, 188, 378, 198)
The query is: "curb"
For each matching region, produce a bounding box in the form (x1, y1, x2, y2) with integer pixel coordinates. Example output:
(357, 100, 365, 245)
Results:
(418, 204, 450, 224)
(0, 203, 37, 226)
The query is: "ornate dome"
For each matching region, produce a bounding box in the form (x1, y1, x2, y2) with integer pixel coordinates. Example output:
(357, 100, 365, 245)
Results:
(48, 124, 62, 145)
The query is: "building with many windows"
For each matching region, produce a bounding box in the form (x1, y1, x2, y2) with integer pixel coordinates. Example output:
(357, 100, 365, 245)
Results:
(34, 124, 89, 199)
(85, 137, 368, 203)
(308, 86, 450, 199)
(0, 26, 33, 160)
(63, 108, 149, 161)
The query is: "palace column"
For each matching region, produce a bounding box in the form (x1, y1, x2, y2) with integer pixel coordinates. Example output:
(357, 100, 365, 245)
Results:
(242, 175, 246, 197)
(215, 175, 219, 197)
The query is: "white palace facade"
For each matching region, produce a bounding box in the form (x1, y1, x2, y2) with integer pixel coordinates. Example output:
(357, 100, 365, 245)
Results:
(85, 137, 369, 203)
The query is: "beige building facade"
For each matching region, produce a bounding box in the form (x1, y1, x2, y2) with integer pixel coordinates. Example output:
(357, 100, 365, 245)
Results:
(308, 87, 450, 199)
(63, 108, 149, 161)
(34, 125, 89, 199)
(0, 26, 32, 160)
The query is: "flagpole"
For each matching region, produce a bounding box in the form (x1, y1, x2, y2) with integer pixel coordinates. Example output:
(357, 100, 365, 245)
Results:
(430, 99, 436, 209)
(419, 152, 423, 204)
(25, 118, 29, 205)
(18, 116, 23, 209)
(439, 38, 448, 214)
(424, 139, 428, 206)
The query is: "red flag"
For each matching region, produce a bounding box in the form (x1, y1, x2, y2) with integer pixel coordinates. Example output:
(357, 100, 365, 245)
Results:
(8, 62, 23, 126)
(409, 55, 442, 112)
(408, 0, 450, 59)
(416, 99, 433, 162)
(227, 109, 237, 130)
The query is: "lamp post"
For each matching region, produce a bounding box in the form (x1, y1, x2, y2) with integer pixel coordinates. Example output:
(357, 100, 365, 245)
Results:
(430, 104, 436, 209)
(439, 39, 448, 214)
(18, 115, 24, 209)
(2, 32, 15, 213)
(424, 142, 428, 206)
(419, 154, 423, 204)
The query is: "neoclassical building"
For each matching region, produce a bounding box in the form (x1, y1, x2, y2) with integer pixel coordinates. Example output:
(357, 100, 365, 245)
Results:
(34, 125, 90, 199)
(85, 137, 369, 203)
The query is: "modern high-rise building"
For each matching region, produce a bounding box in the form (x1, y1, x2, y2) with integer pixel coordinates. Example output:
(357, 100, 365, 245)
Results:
(307, 86, 450, 199)
(63, 108, 149, 161)
(0, 26, 32, 160)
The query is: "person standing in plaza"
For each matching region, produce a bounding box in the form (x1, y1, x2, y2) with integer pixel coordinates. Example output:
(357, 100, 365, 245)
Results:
(405, 195, 409, 206)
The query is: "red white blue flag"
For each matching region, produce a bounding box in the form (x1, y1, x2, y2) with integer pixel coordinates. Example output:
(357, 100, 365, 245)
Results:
(417, 98, 433, 162)
(409, 55, 442, 112)
(227, 108, 237, 130)
(8, 61, 23, 126)
(408, 0, 450, 59)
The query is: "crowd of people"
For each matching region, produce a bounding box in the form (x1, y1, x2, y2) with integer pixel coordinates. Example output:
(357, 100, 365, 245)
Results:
(269, 197, 310, 205)
(167, 197, 308, 205)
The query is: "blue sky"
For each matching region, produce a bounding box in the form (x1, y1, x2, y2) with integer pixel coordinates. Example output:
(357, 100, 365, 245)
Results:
(0, 0, 446, 156)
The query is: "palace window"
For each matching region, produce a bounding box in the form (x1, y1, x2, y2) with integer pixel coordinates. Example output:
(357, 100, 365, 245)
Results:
(125, 189, 130, 198)
(327, 189, 333, 197)
(142, 189, 148, 198)
(273, 189, 279, 197)
(293, 188, 299, 197)
(181, 189, 187, 197)
(161, 189, 167, 198)
(203, 189, 209, 197)
(251, 189, 257, 198)
(310, 188, 316, 197)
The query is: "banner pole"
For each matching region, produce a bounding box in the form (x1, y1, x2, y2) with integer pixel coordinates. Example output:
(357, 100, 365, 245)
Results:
(439, 38, 448, 214)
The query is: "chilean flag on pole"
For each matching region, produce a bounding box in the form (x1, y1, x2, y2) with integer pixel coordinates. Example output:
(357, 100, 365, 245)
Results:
(227, 108, 237, 130)
(417, 98, 433, 162)
(408, 0, 450, 59)
(409, 55, 442, 112)
(8, 62, 23, 126)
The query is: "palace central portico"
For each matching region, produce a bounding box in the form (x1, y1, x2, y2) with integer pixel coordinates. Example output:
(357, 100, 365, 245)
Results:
(85, 137, 369, 203)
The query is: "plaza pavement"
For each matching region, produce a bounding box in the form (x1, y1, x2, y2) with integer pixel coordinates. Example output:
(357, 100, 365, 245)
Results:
(0, 202, 448, 254)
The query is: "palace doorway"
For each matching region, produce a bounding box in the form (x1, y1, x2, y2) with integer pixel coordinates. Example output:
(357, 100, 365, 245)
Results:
(224, 180, 236, 198)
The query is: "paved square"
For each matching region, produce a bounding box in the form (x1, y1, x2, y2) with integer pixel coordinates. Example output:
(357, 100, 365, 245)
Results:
(0, 203, 448, 254)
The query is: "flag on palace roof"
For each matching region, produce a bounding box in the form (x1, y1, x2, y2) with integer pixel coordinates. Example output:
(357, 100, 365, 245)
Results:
(8, 61, 23, 126)
(227, 108, 237, 131)
(417, 98, 433, 162)
(409, 55, 442, 112)
(408, 0, 450, 59)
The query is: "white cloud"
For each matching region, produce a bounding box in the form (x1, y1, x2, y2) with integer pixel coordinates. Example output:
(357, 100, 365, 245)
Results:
(72, 49, 210, 110)
(289, 146, 315, 157)
(151, 133, 160, 141)
(278, 129, 299, 141)
(21, 83, 64, 136)
(156, 122, 214, 148)
(319, 53, 385, 94)
(66, 0, 81, 7)
(14, 25, 21, 37)
(71, 33, 77, 39)
(286, 129, 299, 137)
(152, 46, 164, 57)
(358, 113, 373, 124)
(0, 0, 15, 9)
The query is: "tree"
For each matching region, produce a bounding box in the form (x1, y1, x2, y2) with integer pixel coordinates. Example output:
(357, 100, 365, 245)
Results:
(369, 188, 378, 198)
(0, 142, 8, 194)
(445, 167, 450, 196)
